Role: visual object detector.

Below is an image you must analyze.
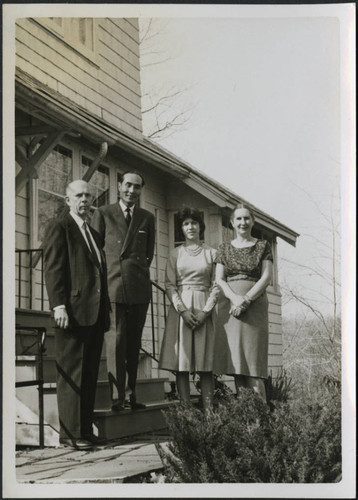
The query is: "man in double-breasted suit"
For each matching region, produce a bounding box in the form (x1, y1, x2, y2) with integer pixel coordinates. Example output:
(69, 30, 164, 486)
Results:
(92, 171, 155, 411)
(43, 180, 110, 449)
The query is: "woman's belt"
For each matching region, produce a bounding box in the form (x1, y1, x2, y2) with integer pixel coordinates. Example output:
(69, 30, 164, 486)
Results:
(227, 275, 259, 283)
(178, 284, 210, 291)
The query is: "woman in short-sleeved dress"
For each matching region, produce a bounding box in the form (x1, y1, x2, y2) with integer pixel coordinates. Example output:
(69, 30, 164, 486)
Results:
(214, 204, 273, 402)
(159, 207, 219, 409)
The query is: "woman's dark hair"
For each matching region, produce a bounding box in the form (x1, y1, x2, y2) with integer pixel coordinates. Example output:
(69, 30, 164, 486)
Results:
(230, 203, 255, 222)
(177, 206, 205, 239)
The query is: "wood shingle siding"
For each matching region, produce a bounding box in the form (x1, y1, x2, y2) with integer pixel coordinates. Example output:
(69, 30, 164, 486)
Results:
(16, 18, 143, 138)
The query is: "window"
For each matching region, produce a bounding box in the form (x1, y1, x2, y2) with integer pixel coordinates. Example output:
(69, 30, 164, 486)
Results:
(36, 145, 72, 243)
(34, 17, 98, 63)
(81, 156, 110, 209)
(73, 18, 94, 52)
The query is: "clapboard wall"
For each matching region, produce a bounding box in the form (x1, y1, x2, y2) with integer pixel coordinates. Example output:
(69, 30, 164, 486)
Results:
(15, 17, 143, 138)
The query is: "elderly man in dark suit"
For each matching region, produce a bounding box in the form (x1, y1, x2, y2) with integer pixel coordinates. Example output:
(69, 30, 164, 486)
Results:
(92, 171, 155, 412)
(43, 179, 110, 450)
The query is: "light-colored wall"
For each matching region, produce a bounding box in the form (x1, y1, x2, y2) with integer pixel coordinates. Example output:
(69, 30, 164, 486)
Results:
(267, 288, 283, 378)
(15, 17, 142, 138)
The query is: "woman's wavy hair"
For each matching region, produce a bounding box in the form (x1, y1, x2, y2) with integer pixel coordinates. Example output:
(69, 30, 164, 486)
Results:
(177, 206, 205, 240)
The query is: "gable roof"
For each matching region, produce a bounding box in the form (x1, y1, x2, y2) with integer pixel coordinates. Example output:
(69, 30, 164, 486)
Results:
(16, 69, 298, 246)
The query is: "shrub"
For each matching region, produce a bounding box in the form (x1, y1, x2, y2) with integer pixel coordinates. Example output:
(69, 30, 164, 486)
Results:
(159, 386, 341, 483)
(266, 369, 293, 404)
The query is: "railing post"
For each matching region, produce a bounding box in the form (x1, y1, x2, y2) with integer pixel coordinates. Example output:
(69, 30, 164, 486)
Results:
(150, 287, 156, 359)
(37, 328, 45, 449)
(41, 250, 44, 311)
(29, 251, 33, 310)
(18, 251, 22, 308)
(163, 293, 167, 325)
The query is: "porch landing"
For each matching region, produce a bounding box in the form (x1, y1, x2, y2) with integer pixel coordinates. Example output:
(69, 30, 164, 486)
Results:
(16, 433, 168, 484)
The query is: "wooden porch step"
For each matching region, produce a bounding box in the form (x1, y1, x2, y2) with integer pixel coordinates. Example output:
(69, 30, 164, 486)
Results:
(16, 376, 170, 433)
(94, 377, 168, 410)
(93, 401, 176, 440)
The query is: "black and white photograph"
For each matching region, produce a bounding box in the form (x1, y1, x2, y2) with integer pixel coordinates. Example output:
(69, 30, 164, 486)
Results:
(2, 2, 355, 498)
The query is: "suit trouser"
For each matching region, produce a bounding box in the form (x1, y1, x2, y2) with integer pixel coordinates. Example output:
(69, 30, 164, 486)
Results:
(55, 319, 104, 440)
(105, 302, 149, 401)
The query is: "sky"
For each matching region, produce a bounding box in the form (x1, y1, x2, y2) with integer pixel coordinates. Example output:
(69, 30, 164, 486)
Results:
(139, 9, 353, 319)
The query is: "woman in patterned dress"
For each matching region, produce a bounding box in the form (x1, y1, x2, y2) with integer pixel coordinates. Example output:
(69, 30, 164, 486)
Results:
(159, 207, 219, 409)
(214, 204, 273, 402)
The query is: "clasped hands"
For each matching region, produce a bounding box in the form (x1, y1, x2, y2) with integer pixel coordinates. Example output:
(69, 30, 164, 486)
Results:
(180, 310, 208, 330)
(230, 295, 251, 319)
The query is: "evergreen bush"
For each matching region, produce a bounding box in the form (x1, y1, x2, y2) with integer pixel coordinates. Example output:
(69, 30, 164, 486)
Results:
(159, 386, 341, 483)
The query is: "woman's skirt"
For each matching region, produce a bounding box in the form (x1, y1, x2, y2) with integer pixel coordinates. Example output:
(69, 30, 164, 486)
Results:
(159, 287, 216, 372)
(213, 280, 269, 379)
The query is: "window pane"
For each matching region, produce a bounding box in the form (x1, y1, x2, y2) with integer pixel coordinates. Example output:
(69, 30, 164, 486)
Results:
(37, 145, 72, 242)
(71, 18, 94, 51)
(38, 192, 66, 242)
(79, 18, 93, 49)
(38, 145, 72, 194)
(81, 158, 110, 208)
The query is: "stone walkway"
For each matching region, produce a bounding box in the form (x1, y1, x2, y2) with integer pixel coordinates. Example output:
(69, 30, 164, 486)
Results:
(16, 435, 168, 484)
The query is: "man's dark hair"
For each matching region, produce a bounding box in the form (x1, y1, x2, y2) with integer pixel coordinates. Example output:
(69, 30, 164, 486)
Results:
(118, 170, 145, 187)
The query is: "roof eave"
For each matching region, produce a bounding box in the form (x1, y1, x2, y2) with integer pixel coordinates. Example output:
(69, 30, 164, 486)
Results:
(15, 69, 299, 246)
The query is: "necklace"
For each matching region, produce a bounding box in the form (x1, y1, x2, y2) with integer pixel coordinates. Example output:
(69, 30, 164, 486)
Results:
(183, 242, 203, 256)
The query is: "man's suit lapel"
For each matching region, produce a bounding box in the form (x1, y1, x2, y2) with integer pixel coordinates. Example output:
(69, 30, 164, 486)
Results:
(121, 207, 142, 256)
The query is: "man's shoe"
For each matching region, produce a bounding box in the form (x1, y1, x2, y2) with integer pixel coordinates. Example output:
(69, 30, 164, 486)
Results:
(60, 438, 93, 450)
(129, 394, 146, 410)
(111, 399, 125, 412)
(83, 433, 107, 445)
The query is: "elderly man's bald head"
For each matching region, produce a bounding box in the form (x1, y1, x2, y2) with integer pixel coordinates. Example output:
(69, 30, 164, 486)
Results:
(65, 180, 92, 219)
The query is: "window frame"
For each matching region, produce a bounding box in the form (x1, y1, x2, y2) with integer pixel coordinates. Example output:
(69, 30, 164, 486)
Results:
(31, 143, 73, 248)
(33, 17, 99, 65)
(30, 139, 116, 247)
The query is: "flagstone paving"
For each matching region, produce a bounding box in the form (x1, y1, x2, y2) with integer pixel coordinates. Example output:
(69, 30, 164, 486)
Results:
(16, 437, 167, 483)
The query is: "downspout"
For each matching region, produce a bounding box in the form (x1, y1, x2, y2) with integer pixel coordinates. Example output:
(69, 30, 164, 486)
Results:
(82, 142, 109, 182)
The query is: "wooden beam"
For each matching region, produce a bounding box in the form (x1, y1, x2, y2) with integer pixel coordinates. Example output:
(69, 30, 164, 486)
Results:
(15, 131, 66, 195)
(15, 125, 62, 138)
(15, 125, 80, 139)
(15, 146, 29, 170)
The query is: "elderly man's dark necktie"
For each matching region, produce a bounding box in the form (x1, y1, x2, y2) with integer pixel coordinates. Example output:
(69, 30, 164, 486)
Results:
(83, 222, 101, 269)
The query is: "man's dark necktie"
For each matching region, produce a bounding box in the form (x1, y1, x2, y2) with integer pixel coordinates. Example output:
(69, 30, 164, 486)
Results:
(125, 207, 132, 227)
(83, 222, 101, 269)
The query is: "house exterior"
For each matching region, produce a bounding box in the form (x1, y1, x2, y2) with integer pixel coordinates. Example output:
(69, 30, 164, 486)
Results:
(15, 17, 298, 387)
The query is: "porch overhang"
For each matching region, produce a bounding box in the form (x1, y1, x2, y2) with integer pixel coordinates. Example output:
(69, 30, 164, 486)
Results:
(15, 68, 299, 247)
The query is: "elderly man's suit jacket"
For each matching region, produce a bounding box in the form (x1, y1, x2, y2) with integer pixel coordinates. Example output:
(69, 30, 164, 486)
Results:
(43, 213, 110, 330)
(91, 203, 155, 305)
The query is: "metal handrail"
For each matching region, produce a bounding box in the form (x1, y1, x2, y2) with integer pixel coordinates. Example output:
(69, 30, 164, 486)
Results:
(148, 280, 167, 361)
(15, 325, 47, 448)
(15, 248, 166, 363)
(16, 249, 44, 310)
